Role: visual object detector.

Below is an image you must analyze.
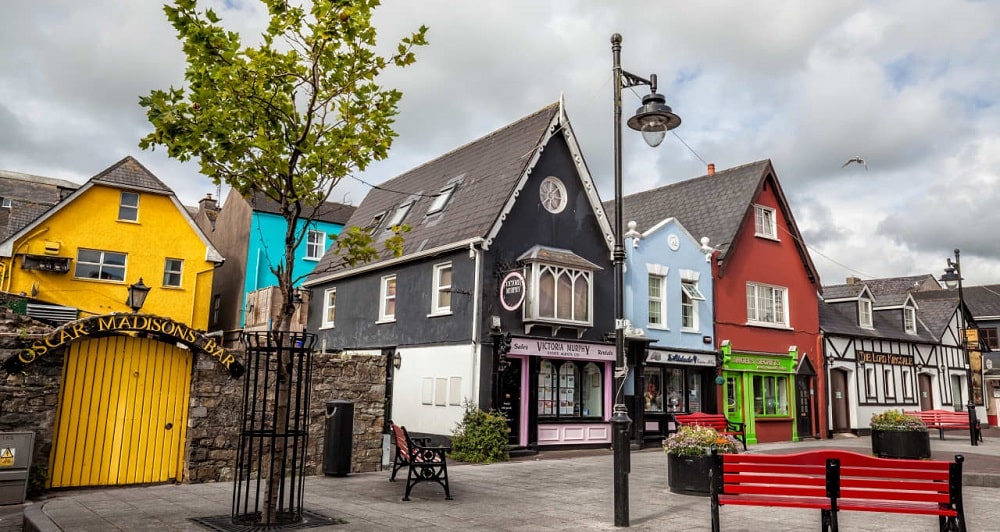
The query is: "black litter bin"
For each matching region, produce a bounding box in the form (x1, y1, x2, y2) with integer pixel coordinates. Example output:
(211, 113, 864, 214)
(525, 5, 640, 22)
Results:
(323, 400, 354, 477)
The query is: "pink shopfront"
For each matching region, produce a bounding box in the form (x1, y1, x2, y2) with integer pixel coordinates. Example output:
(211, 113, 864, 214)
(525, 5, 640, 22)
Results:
(502, 336, 616, 448)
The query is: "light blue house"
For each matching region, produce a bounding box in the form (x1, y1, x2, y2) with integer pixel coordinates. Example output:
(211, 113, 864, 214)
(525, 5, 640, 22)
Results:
(622, 217, 717, 444)
(194, 190, 355, 335)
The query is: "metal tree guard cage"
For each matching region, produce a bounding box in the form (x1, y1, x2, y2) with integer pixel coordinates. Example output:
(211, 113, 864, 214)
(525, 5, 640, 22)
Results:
(232, 331, 316, 526)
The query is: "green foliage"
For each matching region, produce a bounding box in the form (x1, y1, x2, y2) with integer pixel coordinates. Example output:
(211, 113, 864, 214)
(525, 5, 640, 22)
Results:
(870, 409, 927, 432)
(663, 425, 741, 457)
(140, 0, 427, 327)
(450, 402, 510, 464)
(27, 463, 47, 498)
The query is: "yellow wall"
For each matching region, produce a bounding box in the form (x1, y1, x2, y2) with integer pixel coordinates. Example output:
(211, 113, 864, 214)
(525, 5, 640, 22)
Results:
(4, 185, 216, 329)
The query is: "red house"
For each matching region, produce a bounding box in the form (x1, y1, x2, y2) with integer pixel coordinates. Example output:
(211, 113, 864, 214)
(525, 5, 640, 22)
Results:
(618, 160, 824, 443)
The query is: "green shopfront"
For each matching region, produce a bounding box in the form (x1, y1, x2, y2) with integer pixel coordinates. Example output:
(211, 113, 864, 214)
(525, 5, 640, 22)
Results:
(720, 342, 798, 444)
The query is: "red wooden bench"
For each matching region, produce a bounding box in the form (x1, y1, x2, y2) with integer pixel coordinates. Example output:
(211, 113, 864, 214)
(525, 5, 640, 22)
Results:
(710, 449, 967, 532)
(389, 421, 452, 501)
(904, 409, 982, 442)
(674, 412, 747, 450)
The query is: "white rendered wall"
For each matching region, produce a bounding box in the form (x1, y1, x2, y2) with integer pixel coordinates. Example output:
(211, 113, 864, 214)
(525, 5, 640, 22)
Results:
(390, 343, 477, 436)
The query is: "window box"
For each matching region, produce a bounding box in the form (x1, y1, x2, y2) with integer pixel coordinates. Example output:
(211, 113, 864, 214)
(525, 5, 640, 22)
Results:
(21, 254, 71, 273)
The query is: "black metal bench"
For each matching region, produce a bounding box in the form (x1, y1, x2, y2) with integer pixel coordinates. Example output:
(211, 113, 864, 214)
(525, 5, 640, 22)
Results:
(389, 421, 452, 501)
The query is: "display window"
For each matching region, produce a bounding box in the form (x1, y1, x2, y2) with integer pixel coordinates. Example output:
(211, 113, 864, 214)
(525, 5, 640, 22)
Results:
(644, 366, 705, 414)
(752, 374, 789, 416)
(537, 359, 603, 419)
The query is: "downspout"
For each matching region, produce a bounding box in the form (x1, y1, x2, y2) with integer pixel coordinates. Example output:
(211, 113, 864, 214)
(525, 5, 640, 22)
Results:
(470, 241, 482, 406)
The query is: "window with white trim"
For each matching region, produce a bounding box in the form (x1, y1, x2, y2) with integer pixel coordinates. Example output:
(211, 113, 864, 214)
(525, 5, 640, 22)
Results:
(859, 298, 873, 328)
(754, 204, 777, 239)
(306, 230, 325, 260)
(648, 274, 665, 328)
(526, 264, 592, 326)
(904, 306, 917, 334)
(681, 280, 706, 331)
(902, 370, 913, 399)
(321, 288, 336, 328)
(865, 367, 877, 399)
(884, 369, 895, 399)
(75, 248, 126, 282)
(162, 258, 183, 287)
(119, 192, 139, 222)
(379, 274, 397, 322)
(386, 200, 414, 228)
(746, 282, 787, 327)
(431, 262, 452, 315)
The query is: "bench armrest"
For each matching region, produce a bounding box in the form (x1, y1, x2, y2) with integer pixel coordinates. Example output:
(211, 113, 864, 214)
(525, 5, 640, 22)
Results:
(411, 436, 433, 446)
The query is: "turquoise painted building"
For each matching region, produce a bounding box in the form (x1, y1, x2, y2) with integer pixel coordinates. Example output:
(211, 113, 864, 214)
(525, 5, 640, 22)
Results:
(194, 190, 355, 333)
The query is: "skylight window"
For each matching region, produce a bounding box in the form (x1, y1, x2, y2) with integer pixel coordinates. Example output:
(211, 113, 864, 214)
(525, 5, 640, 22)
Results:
(367, 212, 386, 234)
(386, 200, 414, 228)
(427, 184, 457, 215)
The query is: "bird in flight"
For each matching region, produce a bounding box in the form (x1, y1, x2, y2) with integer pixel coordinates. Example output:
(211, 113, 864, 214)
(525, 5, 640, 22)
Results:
(841, 156, 868, 171)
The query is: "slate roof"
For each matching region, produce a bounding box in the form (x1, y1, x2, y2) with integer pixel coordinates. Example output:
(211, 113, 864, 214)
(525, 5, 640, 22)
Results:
(819, 300, 936, 343)
(822, 284, 865, 300)
(91, 156, 173, 194)
(0, 170, 81, 238)
(603, 159, 819, 285)
(910, 290, 960, 338)
(864, 274, 939, 296)
(250, 192, 355, 225)
(308, 102, 561, 281)
(963, 285, 1000, 318)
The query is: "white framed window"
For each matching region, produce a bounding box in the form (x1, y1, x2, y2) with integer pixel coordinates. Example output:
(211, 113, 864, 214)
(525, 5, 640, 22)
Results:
(427, 183, 457, 215)
(162, 258, 183, 287)
(378, 274, 397, 322)
(859, 298, 873, 328)
(430, 262, 452, 315)
(884, 369, 895, 399)
(902, 370, 913, 399)
(321, 288, 336, 328)
(865, 367, 877, 399)
(904, 306, 916, 334)
(1, 198, 11, 208)
(306, 230, 325, 260)
(681, 280, 705, 331)
(75, 248, 126, 282)
(648, 274, 666, 328)
(746, 282, 788, 327)
(525, 264, 592, 326)
(119, 192, 139, 222)
(386, 200, 414, 228)
(754, 204, 777, 239)
(539, 176, 567, 214)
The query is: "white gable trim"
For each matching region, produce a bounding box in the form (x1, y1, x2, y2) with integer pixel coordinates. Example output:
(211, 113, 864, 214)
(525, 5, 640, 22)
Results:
(482, 97, 615, 252)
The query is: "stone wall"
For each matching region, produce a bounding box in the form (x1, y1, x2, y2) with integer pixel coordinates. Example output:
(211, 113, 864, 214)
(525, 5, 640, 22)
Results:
(0, 309, 388, 487)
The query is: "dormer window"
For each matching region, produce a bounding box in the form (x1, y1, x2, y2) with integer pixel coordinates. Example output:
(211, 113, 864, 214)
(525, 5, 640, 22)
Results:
(119, 192, 139, 222)
(1, 198, 11, 208)
(753, 204, 777, 239)
(427, 184, 457, 215)
(386, 200, 414, 228)
(903, 306, 916, 334)
(859, 298, 873, 328)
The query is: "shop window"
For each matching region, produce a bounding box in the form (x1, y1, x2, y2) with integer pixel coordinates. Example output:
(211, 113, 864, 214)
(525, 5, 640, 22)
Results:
(643, 367, 663, 412)
(752, 375, 789, 416)
(664, 368, 684, 412)
(537, 359, 602, 420)
(687, 371, 703, 413)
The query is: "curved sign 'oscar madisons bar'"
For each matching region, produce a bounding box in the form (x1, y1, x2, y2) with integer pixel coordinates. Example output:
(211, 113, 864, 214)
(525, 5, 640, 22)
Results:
(2, 313, 244, 378)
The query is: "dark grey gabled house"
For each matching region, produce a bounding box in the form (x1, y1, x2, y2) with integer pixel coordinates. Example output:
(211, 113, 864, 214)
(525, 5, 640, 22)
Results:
(304, 101, 618, 448)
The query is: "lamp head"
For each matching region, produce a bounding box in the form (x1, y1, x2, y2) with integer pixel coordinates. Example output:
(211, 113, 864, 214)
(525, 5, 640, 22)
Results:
(940, 265, 960, 289)
(126, 278, 151, 313)
(626, 88, 681, 147)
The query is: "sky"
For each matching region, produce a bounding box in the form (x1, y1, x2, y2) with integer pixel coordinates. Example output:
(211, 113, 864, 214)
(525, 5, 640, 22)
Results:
(1, 1, 998, 286)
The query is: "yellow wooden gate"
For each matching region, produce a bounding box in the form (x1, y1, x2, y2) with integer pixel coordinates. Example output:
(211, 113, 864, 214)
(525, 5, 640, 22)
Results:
(49, 336, 192, 487)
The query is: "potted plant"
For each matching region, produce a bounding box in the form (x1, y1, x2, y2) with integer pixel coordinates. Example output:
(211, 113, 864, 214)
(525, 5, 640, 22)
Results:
(870, 410, 931, 459)
(663, 424, 741, 496)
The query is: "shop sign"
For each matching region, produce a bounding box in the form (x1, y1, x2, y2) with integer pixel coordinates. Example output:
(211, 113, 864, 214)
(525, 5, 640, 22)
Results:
(646, 350, 716, 367)
(500, 271, 526, 311)
(508, 337, 615, 361)
(2, 313, 245, 378)
(858, 351, 914, 366)
(724, 353, 795, 372)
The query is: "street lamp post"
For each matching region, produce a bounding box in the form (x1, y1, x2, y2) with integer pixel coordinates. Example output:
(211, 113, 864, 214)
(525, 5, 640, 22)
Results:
(610, 33, 681, 527)
(939, 248, 978, 446)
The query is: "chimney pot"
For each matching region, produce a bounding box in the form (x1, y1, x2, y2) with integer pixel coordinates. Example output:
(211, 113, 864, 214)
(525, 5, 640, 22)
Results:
(707, 163, 715, 175)
(846, 276, 861, 284)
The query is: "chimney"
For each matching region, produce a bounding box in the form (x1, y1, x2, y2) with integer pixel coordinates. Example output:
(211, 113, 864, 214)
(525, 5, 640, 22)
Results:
(199, 193, 218, 214)
(846, 276, 861, 284)
(707, 163, 715, 175)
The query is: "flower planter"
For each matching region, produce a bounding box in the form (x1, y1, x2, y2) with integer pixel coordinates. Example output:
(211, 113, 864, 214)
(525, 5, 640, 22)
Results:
(871, 429, 931, 459)
(666, 453, 714, 496)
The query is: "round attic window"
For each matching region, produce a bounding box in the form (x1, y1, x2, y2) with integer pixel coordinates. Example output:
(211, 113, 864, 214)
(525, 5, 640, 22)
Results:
(539, 176, 567, 214)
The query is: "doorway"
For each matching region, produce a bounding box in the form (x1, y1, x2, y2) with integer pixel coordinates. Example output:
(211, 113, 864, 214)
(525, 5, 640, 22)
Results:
(830, 369, 850, 433)
(500, 358, 522, 445)
(918, 373, 934, 410)
(796, 377, 813, 438)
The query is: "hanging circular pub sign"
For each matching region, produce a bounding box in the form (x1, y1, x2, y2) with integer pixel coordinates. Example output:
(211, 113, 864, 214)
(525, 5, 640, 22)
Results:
(500, 271, 526, 312)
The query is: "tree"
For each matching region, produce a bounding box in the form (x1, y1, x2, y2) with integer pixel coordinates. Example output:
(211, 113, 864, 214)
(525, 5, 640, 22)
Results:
(140, 0, 426, 523)
(140, 0, 425, 332)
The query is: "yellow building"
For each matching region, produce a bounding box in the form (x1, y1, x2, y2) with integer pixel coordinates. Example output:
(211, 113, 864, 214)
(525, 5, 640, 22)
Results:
(0, 156, 223, 326)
